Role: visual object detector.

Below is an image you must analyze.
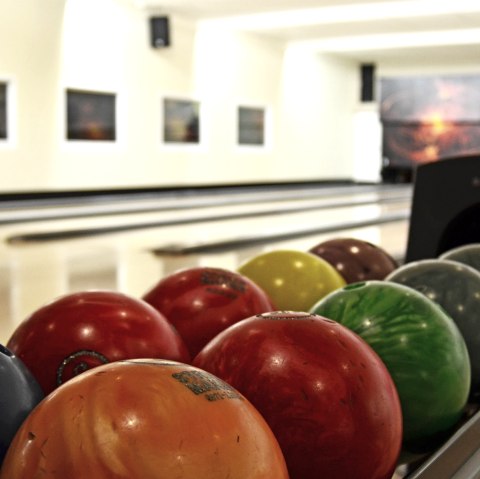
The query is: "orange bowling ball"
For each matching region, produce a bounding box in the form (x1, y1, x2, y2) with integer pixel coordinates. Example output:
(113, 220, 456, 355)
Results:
(0, 359, 289, 479)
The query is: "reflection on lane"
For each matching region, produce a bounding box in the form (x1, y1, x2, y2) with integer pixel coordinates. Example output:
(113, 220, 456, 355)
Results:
(0, 184, 410, 346)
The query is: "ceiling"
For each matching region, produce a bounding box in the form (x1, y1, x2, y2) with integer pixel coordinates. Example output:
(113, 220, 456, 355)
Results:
(132, 0, 480, 65)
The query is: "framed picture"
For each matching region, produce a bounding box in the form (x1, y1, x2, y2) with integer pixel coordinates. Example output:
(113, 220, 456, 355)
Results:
(0, 82, 7, 140)
(380, 74, 480, 167)
(162, 97, 200, 144)
(66, 89, 116, 141)
(238, 106, 265, 146)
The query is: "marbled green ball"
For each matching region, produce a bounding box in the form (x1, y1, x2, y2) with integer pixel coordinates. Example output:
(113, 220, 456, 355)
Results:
(311, 280, 470, 451)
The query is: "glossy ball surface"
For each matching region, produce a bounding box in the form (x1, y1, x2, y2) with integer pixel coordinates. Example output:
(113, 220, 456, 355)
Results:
(143, 267, 274, 357)
(7, 291, 190, 395)
(311, 281, 470, 451)
(0, 359, 289, 479)
(238, 250, 346, 311)
(440, 243, 480, 273)
(0, 344, 44, 464)
(194, 311, 402, 479)
(309, 237, 398, 283)
(386, 258, 480, 399)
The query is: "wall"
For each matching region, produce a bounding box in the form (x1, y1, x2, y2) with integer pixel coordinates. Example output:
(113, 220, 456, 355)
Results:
(3, 2, 480, 191)
(0, 0, 359, 191)
(0, 0, 65, 190)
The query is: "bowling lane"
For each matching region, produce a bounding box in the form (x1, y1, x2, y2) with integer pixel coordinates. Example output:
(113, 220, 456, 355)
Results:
(0, 182, 409, 224)
(0, 182, 410, 228)
(0, 183, 411, 344)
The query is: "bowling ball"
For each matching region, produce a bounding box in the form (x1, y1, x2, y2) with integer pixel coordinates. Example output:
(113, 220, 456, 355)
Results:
(440, 243, 480, 273)
(386, 258, 480, 400)
(309, 237, 398, 283)
(311, 281, 470, 452)
(143, 267, 274, 358)
(0, 359, 289, 479)
(194, 311, 403, 479)
(238, 249, 346, 311)
(0, 344, 43, 464)
(7, 290, 190, 395)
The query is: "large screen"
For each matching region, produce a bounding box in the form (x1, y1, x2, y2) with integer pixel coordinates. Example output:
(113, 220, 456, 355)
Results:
(380, 75, 480, 169)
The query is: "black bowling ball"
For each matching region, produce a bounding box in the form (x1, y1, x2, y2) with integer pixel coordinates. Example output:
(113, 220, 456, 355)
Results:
(0, 343, 44, 463)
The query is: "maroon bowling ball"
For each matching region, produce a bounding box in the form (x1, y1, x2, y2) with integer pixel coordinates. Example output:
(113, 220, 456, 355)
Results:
(309, 237, 398, 283)
(143, 267, 275, 358)
(7, 290, 190, 395)
(0, 344, 44, 464)
(194, 311, 403, 479)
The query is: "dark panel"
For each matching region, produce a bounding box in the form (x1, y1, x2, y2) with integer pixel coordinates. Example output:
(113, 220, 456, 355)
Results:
(360, 64, 375, 102)
(150, 16, 170, 48)
(0, 82, 7, 139)
(405, 156, 480, 262)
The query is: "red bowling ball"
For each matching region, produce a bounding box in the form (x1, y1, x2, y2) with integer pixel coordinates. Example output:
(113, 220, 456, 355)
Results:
(194, 311, 403, 479)
(143, 267, 275, 357)
(7, 290, 190, 395)
(309, 237, 398, 283)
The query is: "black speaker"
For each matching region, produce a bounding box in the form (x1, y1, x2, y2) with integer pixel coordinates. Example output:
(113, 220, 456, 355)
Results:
(150, 16, 170, 48)
(360, 63, 375, 102)
(405, 156, 480, 262)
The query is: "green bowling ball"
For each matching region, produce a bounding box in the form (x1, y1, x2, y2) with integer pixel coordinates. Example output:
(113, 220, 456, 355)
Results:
(310, 280, 470, 452)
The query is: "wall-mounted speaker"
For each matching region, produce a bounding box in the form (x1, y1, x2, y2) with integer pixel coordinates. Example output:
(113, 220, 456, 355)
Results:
(360, 63, 375, 102)
(150, 16, 170, 48)
(405, 155, 480, 262)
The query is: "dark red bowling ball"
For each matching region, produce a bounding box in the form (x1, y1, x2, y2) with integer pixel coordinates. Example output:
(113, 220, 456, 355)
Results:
(194, 311, 403, 479)
(143, 267, 275, 358)
(7, 290, 190, 395)
(0, 344, 44, 464)
(309, 237, 398, 283)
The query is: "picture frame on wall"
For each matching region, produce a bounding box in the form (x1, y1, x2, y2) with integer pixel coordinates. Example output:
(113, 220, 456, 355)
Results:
(66, 89, 116, 141)
(162, 97, 200, 145)
(237, 105, 267, 147)
(0, 81, 7, 140)
(0, 79, 16, 146)
(380, 74, 480, 173)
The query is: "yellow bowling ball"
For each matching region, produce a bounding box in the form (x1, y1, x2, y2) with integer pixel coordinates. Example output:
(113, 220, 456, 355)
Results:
(238, 249, 346, 312)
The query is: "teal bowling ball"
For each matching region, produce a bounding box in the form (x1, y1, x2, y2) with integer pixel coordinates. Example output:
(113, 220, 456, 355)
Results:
(440, 243, 480, 273)
(310, 280, 470, 452)
(386, 258, 480, 400)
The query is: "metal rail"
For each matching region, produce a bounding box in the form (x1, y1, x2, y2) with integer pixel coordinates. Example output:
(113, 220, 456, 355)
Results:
(406, 406, 480, 478)
(0, 183, 411, 224)
(151, 211, 409, 255)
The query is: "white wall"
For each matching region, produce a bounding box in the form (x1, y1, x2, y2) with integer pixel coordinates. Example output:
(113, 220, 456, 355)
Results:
(279, 48, 358, 181)
(3, 1, 480, 191)
(0, 0, 65, 190)
(0, 0, 359, 191)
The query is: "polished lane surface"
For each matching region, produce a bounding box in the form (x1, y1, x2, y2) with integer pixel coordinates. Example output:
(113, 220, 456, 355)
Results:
(0, 182, 411, 344)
